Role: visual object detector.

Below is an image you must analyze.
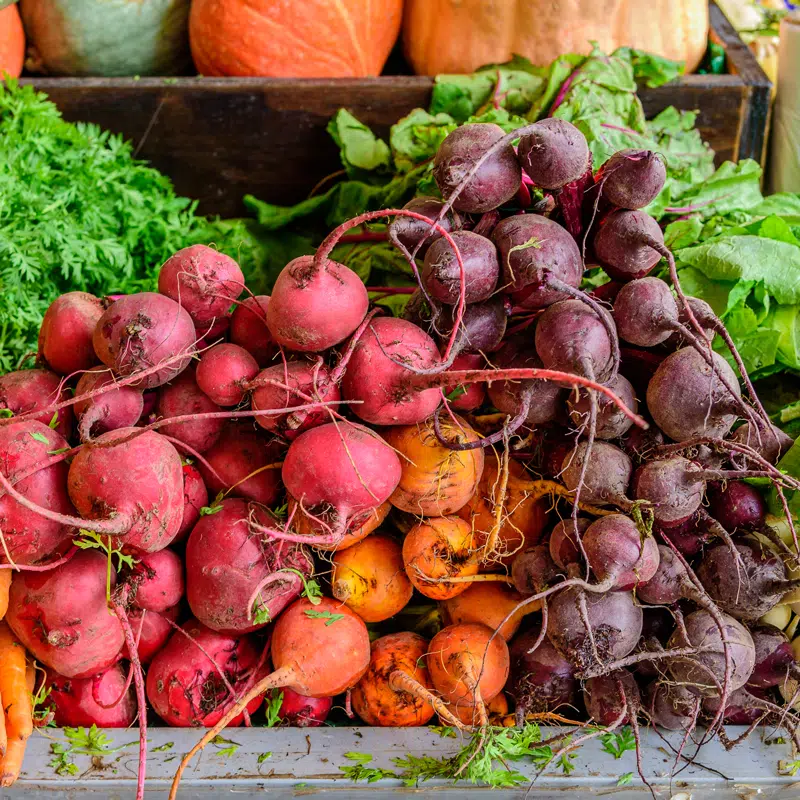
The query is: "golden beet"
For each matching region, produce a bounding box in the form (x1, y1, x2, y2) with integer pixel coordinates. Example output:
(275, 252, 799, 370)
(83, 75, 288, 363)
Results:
(458, 454, 548, 567)
(402, 516, 478, 600)
(332, 534, 412, 623)
(351, 632, 436, 727)
(441, 581, 535, 640)
(384, 415, 484, 517)
(445, 691, 510, 726)
(427, 622, 510, 707)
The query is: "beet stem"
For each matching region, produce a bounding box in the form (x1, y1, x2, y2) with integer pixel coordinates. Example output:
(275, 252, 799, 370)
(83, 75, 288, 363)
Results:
(411, 368, 648, 429)
(0, 467, 129, 535)
(111, 596, 147, 800)
(169, 665, 295, 800)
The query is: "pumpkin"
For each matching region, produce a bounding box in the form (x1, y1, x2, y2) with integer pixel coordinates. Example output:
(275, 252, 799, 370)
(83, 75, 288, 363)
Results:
(403, 0, 709, 75)
(19, 0, 191, 76)
(0, 3, 24, 79)
(189, 0, 403, 77)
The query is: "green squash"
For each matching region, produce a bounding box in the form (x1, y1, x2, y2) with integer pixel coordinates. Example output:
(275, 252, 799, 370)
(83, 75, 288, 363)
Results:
(20, 0, 190, 76)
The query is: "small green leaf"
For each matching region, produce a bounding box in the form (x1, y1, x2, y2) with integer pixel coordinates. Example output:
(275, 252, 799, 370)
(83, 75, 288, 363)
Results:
(49, 410, 59, 429)
(47, 446, 70, 455)
(211, 735, 240, 758)
(199, 504, 223, 516)
(263, 689, 284, 728)
(280, 568, 323, 605)
(0, 408, 13, 419)
(599, 727, 636, 760)
(257, 752, 272, 764)
(304, 609, 345, 626)
(617, 772, 634, 786)
(153, 742, 174, 753)
(252, 603, 272, 626)
(30, 431, 49, 444)
(444, 385, 467, 402)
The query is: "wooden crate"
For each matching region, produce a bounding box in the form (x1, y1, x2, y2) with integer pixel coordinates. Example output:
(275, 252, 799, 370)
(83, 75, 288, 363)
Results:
(23, 1, 771, 219)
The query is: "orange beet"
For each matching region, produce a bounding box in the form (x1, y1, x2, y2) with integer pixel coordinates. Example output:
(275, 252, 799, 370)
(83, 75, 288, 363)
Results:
(384, 415, 484, 517)
(441, 582, 535, 640)
(402, 516, 478, 600)
(427, 623, 510, 707)
(332, 534, 412, 623)
(289, 499, 390, 552)
(445, 691, 510, 726)
(458, 454, 548, 568)
(269, 597, 370, 698)
(351, 632, 436, 727)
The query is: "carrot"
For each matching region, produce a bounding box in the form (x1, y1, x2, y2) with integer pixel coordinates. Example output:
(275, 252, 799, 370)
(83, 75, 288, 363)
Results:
(0, 697, 6, 760)
(0, 622, 32, 787)
(0, 571, 10, 621)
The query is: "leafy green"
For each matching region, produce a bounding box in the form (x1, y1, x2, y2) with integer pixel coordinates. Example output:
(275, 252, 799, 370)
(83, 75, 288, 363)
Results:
(0, 80, 267, 371)
(327, 109, 392, 179)
(390, 109, 455, 172)
(340, 752, 399, 783)
(263, 690, 284, 728)
(430, 55, 547, 122)
(661, 188, 800, 377)
(304, 608, 345, 626)
(49, 725, 136, 777)
(391, 722, 568, 788)
(598, 727, 636, 759)
(210, 735, 240, 759)
(617, 772, 634, 786)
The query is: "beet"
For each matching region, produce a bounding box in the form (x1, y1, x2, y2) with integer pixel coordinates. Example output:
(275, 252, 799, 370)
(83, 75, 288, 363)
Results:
(567, 374, 638, 439)
(506, 627, 578, 716)
(667, 610, 755, 696)
(583, 669, 639, 725)
(389, 196, 462, 257)
(633, 457, 704, 527)
(535, 299, 614, 382)
(433, 123, 521, 213)
(93, 292, 196, 388)
(492, 214, 582, 303)
(644, 681, 697, 730)
(646, 347, 741, 442)
(594, 210, 664, 281)
(560, 441, 632, 506)
(422, 230, 499, 305)
(517, 119, 590, 190)
(697, 539, 795, 621)
(596, 149, 666, 210)
(547, 587, 643, 672)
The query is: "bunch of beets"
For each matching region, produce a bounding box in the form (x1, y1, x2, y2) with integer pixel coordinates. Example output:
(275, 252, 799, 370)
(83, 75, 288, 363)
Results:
(2, 117, 800, 798)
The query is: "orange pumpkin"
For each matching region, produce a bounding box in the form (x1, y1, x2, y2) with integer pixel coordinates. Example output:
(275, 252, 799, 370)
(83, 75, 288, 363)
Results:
(0, 3, 24, 79)
(403, 0, 709, 75)
(190, 0, 403, 77)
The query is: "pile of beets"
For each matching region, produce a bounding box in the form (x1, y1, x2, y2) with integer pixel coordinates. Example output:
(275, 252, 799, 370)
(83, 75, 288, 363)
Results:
(2, 116, 800, 797)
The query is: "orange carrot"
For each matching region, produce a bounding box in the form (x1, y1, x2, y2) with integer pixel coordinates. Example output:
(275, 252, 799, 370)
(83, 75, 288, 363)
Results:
(0, 571, 10, 621)
(0, 622, 32, 787)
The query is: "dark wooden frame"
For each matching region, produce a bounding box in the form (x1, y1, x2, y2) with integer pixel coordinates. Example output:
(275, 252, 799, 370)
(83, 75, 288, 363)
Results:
(22, 1, 771, 218)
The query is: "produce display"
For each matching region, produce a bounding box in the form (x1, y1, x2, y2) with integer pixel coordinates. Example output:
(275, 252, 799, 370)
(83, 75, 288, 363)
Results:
(2, 93, 800, 797)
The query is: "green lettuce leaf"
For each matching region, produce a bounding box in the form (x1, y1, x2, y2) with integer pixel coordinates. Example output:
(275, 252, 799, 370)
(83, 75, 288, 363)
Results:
(431, 54, 547, 122)
(659, 160, 763, 220)
(326, 109, 391, 179)
(390, 109, 455, 173)
(676, 234, 800, 305)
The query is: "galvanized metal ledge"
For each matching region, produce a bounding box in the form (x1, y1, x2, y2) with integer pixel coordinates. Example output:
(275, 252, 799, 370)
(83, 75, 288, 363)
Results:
(3, 726, 800, 799)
